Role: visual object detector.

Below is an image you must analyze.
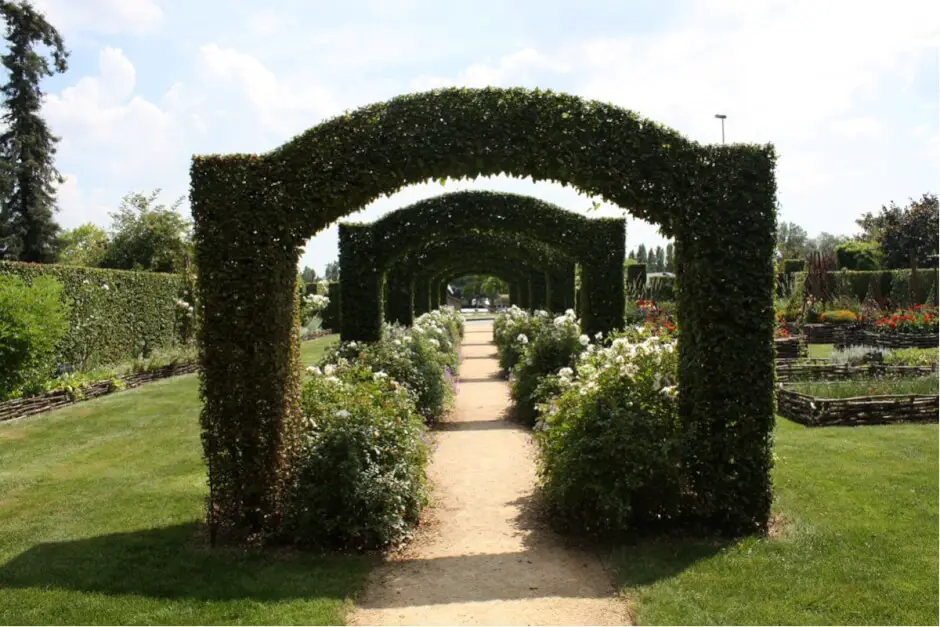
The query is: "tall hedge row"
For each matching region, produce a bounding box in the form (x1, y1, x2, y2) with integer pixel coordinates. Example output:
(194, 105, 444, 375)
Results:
(0, 261, 185, 368)
(190, 86, 777, 544)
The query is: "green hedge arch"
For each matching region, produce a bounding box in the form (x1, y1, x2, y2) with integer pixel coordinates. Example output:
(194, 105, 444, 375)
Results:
(387, 230, 574, 323)
(426, 260, 562, 313)
(190, 86, 778, 544)
(339, 190, 624, 342)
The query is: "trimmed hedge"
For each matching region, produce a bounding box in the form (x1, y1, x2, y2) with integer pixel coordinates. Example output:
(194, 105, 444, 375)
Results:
(835, 241, 882, 270)
(0, 261, 185, 369)
(338, 191, 625, 340)
(190, 86, 777, 543)
(780, 258, 806, 274)
(625, 263, 647, 293)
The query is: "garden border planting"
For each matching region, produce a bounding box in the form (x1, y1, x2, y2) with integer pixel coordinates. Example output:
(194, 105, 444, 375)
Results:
(860, 330, 939, 350)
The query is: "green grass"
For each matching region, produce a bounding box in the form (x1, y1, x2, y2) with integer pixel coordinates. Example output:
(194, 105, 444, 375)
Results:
(791, 376, 938, 399)
(807, 343, 834, 359)
(300, 334, 338, 366)
(615, 419, 939, 625)
(0, 334, 368, 625)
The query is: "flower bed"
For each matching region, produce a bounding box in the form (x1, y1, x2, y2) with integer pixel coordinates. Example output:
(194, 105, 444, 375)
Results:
(0, 361, 199, 422)
(777, 383, 938, 426)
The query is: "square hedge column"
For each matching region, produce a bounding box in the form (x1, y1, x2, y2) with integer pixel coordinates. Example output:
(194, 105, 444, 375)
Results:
(413, 279, 431, 316)
(579, 219, 625, 337)
(338, 224, 383, 341)
(529, 270, 548, 310)
(508, 281, 519, 306)
(384, 270, 414, 325)
(190, 158, 303, 544)
(675, 152, 777, 536)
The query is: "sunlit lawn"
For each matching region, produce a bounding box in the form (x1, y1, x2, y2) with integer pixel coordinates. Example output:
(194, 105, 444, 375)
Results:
(0, 335, 367, 626)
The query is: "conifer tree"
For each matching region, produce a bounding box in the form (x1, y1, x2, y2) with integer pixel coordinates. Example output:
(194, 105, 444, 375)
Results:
(0, 0, 68, 262)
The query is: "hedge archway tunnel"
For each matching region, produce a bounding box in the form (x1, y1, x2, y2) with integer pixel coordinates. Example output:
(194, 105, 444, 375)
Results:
(190, 86, 777, 543)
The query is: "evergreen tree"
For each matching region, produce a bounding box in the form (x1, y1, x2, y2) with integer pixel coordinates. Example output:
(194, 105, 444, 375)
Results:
(665, 242, 675, 272)
(654, 246, 665, 272)
(627, 249, 636, 260)
(636, 243, 648, 265)
(0, 0, 68, 263)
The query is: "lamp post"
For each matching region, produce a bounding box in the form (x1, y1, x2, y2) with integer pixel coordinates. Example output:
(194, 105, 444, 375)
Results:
(714, 113, 727, 144)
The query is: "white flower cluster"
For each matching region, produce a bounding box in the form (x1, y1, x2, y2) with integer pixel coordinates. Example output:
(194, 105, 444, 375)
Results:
(175, 298, 195, 316)
(303, 294, 330, 312)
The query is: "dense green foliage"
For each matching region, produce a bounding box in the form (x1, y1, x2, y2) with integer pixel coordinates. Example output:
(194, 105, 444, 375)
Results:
(535, 329, 683, 535)
(509, 309, 586, 425)
(282, 362, 430, 551)
(57, 223, 108, 266)
(99, 190, 192, 274)
(855, 193, 939, 268)
(835, 240, 883, 270)
(0, 0, 68, 263)
(339, 191, 624, 341)
(0, 273, 68, 397)
(780, 258, 806, 274)
(190, 86, 777, 542)
(0, 260, 187, 370)
(793, 268, 938, 305)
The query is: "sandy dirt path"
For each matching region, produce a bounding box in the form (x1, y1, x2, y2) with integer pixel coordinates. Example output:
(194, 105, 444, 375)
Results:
(349, 323, 628, 626)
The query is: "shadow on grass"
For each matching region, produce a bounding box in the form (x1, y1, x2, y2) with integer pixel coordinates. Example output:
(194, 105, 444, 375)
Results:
(0, 523, 371, 602)
(610, 534, 732, 589)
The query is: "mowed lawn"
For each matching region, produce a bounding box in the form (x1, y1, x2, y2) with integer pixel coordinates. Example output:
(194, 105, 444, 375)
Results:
(0, 335, 360, 626)
(615, 418, 939, 625)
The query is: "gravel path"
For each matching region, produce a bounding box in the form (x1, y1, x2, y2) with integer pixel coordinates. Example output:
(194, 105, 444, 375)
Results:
(349, 323, 628, 626)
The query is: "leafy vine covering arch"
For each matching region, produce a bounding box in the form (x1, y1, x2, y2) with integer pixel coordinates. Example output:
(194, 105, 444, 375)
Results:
(385, 230, 574, 324)
(338, 190, 624, 341)
(190, 86, 777, 543)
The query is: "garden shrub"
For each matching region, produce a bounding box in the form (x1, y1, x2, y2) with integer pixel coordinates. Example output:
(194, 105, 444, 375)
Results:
(0, 275, 69, 398)
(647, 275, 675, 301)
(792, 269, 938, 305)
(510, 309, 587, 426)
(835, 240, 883, 270)
(321, 282, 340, 330)
(781, 258, 806, 274)
(883, 347, 938, 367)
(0, 261, 185, 369)
(818, 309, 858, 324)
(493, 306, 550, 375)
(624, 263, 646, 297)
(281, 361, 429, 550)
(534, 329, 683, 536)
(321, 307, 462, 423)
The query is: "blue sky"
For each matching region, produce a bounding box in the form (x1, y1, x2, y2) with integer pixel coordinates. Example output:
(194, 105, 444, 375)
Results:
(30, 0, 940, 273)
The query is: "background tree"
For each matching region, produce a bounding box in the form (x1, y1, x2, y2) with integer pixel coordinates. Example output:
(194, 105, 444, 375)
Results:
(856, 193, 938, 268)
(810, 232, 849, 258)
(776, 221, 811, 260)
(300, 265, 318, 284)
(323, 260, 340, 281)
(635, 243, 648, 265)
(653, 245, 665, 272)
(99, 189, 190, 273)
(0, 0, 68, 262)
(664, 242, 675, 272)
(57, 222, 107, 266)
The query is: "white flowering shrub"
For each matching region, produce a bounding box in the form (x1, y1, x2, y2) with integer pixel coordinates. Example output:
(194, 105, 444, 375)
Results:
(282, 361, 430, 550)
(493, 306, 551, 374)
(300, 293, 330, 326)
(509, 308, 588, 425)
(320, 306, 463, 423)
(534, 328, 683, 535)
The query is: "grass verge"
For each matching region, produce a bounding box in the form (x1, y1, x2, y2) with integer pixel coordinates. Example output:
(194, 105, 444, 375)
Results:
(0, 335, 368, 625)
(614, 418, 938, 625)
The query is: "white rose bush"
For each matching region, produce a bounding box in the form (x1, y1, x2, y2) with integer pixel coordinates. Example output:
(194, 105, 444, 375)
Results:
(533, 327, 683, 536)
(284, 306, 464, 550)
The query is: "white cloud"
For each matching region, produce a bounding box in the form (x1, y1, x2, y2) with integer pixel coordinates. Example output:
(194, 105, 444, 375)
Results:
(36, 0, 938, 273)
(31, 0, 163, 36)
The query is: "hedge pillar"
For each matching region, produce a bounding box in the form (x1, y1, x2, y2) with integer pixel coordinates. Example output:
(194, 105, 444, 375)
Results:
(414, 279, 431, 316)
(675, 152, 777, 535)
(439, 281, 448, 308)
(530, 270, 548, 310)
(508, 281, 519, 306)
(580, 219, 626, 337)
(549, 261, 575, 312)
(384, 271, 414, 325)
(338, 224, 383, 341)
(190, 157, 303, 544)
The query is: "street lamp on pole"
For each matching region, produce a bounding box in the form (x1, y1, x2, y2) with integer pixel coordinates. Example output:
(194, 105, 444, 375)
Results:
(714, 113, 727, 144)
